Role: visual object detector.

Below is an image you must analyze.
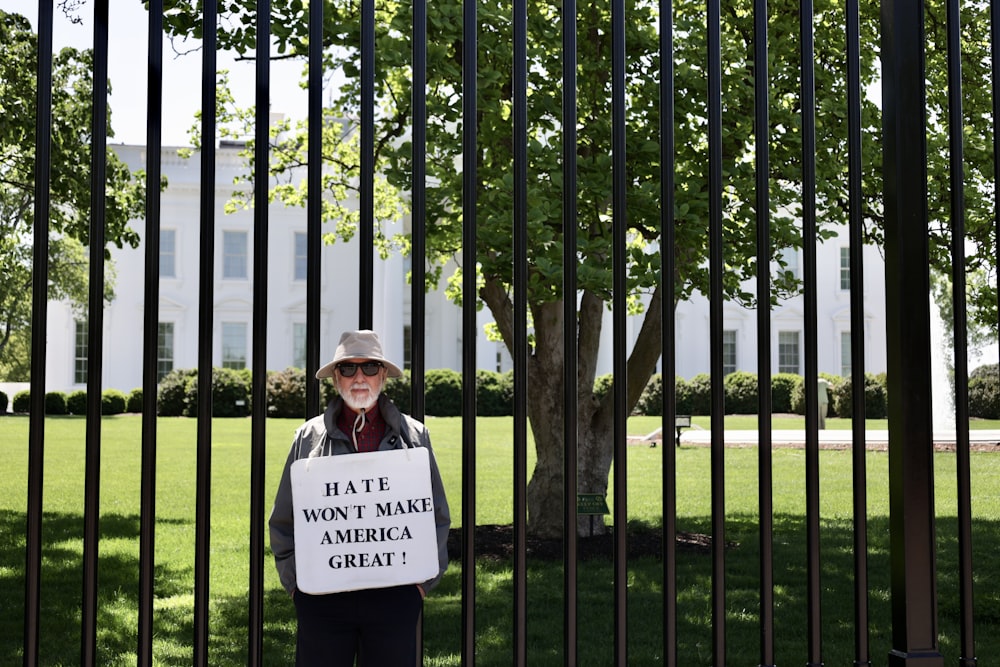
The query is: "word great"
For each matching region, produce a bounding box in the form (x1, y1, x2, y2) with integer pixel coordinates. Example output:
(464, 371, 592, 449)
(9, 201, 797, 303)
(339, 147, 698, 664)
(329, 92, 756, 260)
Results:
(328, 552, 398, 569)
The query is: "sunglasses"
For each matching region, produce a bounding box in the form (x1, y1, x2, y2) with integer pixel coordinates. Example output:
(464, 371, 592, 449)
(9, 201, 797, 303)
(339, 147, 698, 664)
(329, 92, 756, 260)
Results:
(336, 361, 384, 377)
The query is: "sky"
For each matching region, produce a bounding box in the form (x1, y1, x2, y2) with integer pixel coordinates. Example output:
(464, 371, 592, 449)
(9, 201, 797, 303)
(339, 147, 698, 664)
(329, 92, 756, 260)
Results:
(3, 1, 309, 147)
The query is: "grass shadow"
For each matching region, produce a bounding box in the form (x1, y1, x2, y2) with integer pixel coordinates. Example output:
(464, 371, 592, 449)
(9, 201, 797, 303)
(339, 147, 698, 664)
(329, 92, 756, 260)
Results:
(2, 510, 998, 665)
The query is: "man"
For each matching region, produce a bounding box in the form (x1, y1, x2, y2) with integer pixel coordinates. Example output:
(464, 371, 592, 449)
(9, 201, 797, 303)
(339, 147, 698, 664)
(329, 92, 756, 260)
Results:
(269, 329, 451, 666)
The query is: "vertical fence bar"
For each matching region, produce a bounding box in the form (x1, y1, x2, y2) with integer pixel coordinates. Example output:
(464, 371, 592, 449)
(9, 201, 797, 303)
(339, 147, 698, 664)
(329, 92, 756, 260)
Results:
(562, 0, 580, 663)
(138, 3, 164, 665)
(881, 0, 944, 661)
(411, 0, 428, 422)
(24, 2, 54, 664)
(610, 0, 629, 662)
(82, 3, 110, 663)
(461, 0, 478, 661)
(994, 0, 1000, 388)
(512, 0, 529, 663)
(194, 2, 218, 662)
(799, 0, 823, 663)
(944, 0, 976, 663)
(306, 0, 323, 418)
(411, 4, 428, 661)
(248, 2, 270, 664)
(706, 0, 726, 658)
(845, 0, 871, 660)
(753, 0, 775, 659)
(658, 0, 677, 661)
(359, 0, 375, 328)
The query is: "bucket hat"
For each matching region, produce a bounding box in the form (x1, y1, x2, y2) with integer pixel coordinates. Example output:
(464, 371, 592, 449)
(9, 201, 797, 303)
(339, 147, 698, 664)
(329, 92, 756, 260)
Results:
(316, 329, 403, 379)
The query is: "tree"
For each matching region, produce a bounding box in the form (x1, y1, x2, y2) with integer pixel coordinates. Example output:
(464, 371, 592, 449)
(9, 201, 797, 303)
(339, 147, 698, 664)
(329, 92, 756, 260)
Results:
(923, 0, 1000, 362)
(160, 0, 990, 537)
(0, 10, 146, 378)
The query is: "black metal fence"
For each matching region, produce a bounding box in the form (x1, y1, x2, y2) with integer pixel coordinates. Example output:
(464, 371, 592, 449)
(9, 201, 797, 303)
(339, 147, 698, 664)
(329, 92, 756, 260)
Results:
(19, 0, 987, 665)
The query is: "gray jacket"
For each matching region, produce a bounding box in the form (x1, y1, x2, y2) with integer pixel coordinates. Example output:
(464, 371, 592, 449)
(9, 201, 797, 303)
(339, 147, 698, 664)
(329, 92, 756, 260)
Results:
(268, 394, 451, 596)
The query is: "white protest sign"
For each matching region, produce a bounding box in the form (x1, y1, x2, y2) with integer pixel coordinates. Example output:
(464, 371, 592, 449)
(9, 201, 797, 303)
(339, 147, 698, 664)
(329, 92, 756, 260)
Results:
(290, 447, 439, 594)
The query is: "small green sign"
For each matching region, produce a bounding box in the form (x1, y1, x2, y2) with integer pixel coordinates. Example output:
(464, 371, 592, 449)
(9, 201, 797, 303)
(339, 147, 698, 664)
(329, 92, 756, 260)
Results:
(577, 493, 610, 515)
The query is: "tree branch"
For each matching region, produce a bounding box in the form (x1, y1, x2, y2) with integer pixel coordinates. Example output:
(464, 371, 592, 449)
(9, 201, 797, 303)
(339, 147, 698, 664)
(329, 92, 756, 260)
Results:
(577, 289, 604, 393)
(480, 276, 515, 353)
(595, 284, 664, 424)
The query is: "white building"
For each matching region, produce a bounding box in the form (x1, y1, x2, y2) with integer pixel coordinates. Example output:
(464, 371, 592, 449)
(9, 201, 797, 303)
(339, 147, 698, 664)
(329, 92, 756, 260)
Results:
(43, 143, 887, 395)
(672, 242, 888, 380)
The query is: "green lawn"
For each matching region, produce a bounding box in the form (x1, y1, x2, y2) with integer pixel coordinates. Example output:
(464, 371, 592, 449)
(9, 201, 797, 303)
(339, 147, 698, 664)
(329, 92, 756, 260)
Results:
(1, 414, 998, 665)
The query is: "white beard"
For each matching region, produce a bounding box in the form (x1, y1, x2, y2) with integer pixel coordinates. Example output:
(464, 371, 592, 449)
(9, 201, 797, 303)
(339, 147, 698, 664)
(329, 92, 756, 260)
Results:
(342, 383, 380, 412)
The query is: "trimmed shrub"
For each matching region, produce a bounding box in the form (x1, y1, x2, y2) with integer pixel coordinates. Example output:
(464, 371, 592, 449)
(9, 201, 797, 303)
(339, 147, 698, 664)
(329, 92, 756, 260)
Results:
(12, 390, 30, 413)
(381, 369, 412, 414)
(771, 373, 801, 414)
(968, 364, 1000, 419)
(184, 367, 251, 417)
(636, 374, 663, 416)
(723, 371, 758, 415)
(685, 373, 712, 416)
(476, 370, 512, 416)
(157, 368, 250, 417)
(45, 391, 67, 415)
(792, 373, 846, 417)
(821, 374, 842, 418)
(831, 373, 887, 419)
(67, 390, 87, 415)
(127, 388, 143, 413)
(425, 368, 462, 416)
(0, 390, 7, 414)
(267, 368, 306, 419)
(636, 374, 696, 417)
(267, 367, 307, 419)
(593, 374, 614, 403)
(101, 389, 127, 415)
(236, 368, 254, 415)
(674, 376, 692, 415)
(158, 368, 197, 416)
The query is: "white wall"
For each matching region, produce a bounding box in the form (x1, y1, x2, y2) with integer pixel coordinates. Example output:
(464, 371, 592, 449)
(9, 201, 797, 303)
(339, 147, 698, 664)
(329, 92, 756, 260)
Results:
(43, 144, 887, 395)
(671, 230, 887, 380)
(44, 144, 404, 394)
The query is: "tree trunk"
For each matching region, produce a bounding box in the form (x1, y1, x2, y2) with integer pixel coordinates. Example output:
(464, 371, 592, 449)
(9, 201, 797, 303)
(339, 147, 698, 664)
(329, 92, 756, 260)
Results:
(480, 278, 666, 539)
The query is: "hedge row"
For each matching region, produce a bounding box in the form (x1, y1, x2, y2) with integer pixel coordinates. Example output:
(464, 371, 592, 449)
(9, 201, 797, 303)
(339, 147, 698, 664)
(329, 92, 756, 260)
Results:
(636, 371, 891, 418)
(3, 364, 997, 419)
(4, 388, 137, 415)
(638, 366, 996, 419)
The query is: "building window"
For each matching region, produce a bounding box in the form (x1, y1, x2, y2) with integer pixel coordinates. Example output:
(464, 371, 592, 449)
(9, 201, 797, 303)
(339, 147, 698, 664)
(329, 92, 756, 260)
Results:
(292, 322, 307, 369)
(223, 231, 248, 279)
(722, 330, 737, 375)
(294, 232, 308, 281)
(778, 331, 800, 374)
(157, 323, 174, 382)
(841, 331, 852, 377)
(160, 229, 176, 278)
(222, 322, 247, 369)
(74, 320, 88, 384)
(779, 247, 799, 280)
(402, 325, 413, 370)
(840, 247, 851, 291)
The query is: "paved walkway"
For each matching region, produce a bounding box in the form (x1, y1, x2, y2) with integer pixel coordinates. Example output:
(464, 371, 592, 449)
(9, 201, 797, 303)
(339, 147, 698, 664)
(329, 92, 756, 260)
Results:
(632, 426, 1000, 449)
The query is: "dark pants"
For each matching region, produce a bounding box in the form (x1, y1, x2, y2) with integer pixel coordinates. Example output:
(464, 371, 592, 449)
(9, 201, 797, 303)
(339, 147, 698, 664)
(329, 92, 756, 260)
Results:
(294, 585, 423, 666)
